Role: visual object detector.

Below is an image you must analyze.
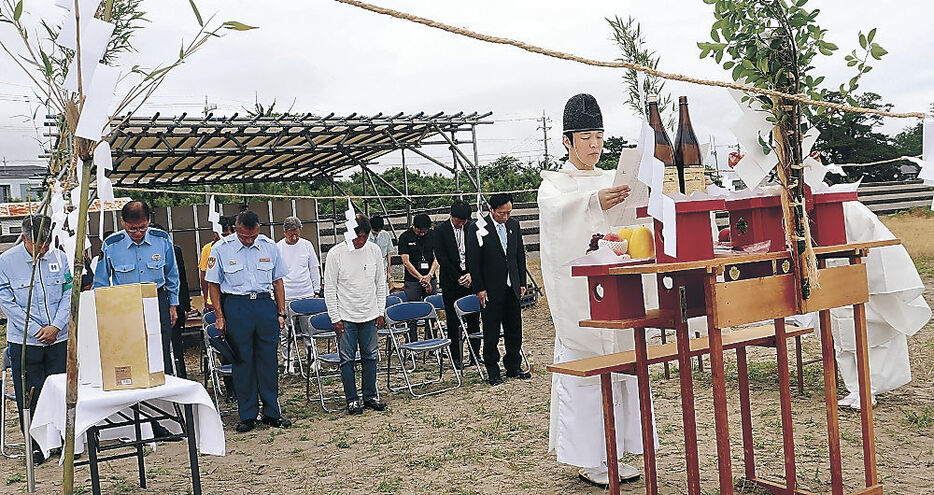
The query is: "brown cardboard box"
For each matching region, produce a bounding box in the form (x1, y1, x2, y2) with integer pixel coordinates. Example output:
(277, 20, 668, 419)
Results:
(94, 283, 165, 390)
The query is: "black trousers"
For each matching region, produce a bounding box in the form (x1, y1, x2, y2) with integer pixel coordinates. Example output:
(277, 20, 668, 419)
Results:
(481, 289, 523, 379)
(441, 283, 480, 365)
(157, 288, 175, 376)
(9, 341, 67, 451)
(171, 318, 188, 379)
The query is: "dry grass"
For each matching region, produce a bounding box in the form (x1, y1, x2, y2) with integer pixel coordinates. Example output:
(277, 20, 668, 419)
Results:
(880, 209, 934, 260)
(3, 248, 934, 494)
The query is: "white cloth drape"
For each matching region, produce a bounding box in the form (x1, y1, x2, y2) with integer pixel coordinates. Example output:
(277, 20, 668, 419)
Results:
(828, 202, 931, 395)
(540, 160, 656, 469)
(30, 374, 225, 459)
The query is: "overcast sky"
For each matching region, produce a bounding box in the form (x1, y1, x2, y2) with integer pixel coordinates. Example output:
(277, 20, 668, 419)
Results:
(1, 0, 932, 175)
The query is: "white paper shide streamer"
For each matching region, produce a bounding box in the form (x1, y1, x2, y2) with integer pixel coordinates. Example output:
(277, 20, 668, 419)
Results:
(343, 199, 358, 247)
(474, 193, 488, 246)
(635, 102, 677, 258)
(208, 195, 222, 235)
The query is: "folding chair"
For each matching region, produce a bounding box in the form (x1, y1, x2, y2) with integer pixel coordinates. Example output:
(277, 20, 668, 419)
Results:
(454, 294, 530, 380)
(379, 293, 411, 375)
(1, 347, 24, 458)
(383, 302, 461, 398)
(285, 298, 328, 378)
(201, 312, 216, 389)
(202, 323, 234, 412)
(425, 294, 446, 332)
(386, 294, 403, 308)
(298, 312, 349, 413)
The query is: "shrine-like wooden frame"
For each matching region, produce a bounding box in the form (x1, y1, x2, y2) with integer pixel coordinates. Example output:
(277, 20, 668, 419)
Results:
(549, 239, 898, 495)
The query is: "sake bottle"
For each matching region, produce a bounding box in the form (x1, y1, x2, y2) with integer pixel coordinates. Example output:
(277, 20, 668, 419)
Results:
(647, 94, 680, 194)
(674, 96, 706, 195)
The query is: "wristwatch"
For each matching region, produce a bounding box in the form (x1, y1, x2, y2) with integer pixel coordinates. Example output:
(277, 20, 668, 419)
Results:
(277, 313, 287, 318)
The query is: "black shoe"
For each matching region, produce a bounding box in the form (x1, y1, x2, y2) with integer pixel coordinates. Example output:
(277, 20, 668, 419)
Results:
(152, 422, 182, 442)
(261, 416, 292, 428)
(488, 375, 504, 386)
(32, 450, 45, 466)
(347, 400, 364, 415)
(363, 398, 387, 411)
(506, 371, 532, 379)
(235, 419, 255, 433)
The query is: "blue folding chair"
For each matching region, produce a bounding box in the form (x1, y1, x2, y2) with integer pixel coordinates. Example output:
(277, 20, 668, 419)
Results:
(425, 293, 447, 334)
(383, 302, 461, 398)
(1, 347, 24, 458)
(299, 312, 371, 412)
(202, 324, 234, 412)
(386, 294, 403, 308)
(454, 294, 530, 380)
(286, 297, 328, 378)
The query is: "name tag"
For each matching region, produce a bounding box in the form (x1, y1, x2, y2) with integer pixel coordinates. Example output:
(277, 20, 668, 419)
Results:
(419, 262, 429, 270)
(259, 257, 270, 262)
(49, 262, 60, 273)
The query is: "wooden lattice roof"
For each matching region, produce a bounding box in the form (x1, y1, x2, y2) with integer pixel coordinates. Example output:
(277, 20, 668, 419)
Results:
(102, 111, 492, 186)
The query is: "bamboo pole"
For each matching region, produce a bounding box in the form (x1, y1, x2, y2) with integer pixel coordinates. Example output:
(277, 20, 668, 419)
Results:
(61, 148, 92, 495)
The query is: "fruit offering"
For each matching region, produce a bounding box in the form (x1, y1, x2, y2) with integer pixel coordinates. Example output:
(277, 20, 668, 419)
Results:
(628, 225, 655, 259)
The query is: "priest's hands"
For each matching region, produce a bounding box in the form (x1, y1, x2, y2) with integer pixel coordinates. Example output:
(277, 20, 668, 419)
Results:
(477, 290, 488, 308)
(598, 185, 631, 210)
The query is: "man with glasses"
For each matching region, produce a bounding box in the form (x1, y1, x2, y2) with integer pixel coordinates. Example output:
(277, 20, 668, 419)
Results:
(205, 210, 292, 433)
(466, 193, 529, 385)
(94, 200, 180, 377)
(0, 215, 71, 465)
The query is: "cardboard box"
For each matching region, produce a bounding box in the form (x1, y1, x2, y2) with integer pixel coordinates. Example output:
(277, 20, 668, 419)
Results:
(92, 283, 165, 390)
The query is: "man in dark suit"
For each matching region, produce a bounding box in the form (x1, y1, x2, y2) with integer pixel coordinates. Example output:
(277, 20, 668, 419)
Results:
(466, 193, 530, 385)
(434, 200, 482, 369)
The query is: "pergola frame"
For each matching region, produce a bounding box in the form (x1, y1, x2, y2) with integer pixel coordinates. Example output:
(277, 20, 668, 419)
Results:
(94, 111, 493, 191)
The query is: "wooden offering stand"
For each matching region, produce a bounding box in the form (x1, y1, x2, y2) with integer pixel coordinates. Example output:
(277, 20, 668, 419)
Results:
(549, 237, 898, 495)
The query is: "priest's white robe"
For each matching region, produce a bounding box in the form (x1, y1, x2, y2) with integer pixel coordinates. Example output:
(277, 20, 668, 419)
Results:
(541, 162, 655, 469)
(829, 202, 931, 396)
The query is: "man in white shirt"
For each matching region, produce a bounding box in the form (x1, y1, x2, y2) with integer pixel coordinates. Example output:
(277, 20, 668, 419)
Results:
(277, 216, 322, 372)
(324, 214, 388, 414)
(276, 216, 321, 299)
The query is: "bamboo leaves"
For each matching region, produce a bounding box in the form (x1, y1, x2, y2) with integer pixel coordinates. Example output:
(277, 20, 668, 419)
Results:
(222, 20, 258, 31)
(188, 0, 203, 27)
(12, 0, 21, 21)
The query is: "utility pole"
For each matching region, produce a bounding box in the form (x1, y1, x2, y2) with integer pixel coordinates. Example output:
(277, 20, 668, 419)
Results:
(537, 110, 552, 170)
(203, 96, 217, 117)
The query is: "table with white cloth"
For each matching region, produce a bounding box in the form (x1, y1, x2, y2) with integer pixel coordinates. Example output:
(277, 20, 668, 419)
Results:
(30, 374, 225, 495)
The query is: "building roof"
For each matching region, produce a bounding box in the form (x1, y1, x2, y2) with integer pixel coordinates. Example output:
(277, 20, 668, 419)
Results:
(96, 111, 492, 186)
(0, 162, 48, 181)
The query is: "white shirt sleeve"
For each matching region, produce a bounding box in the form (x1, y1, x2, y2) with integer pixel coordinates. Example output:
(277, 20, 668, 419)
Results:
(323, 248, 340, 323)
(306, 240, 321, 293)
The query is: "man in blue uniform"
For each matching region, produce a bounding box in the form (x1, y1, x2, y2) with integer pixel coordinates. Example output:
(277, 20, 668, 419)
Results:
(205, 210, 292, 433)
(0, 215, 71, 465)
(93, 201, 180, 373)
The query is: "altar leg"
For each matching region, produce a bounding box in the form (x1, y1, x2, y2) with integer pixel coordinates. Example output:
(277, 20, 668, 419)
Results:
(774, 318, 796, 491)
(736, 347, 755, 480)
(852, 301, 878, 487)
(707, 322, 734, 494)
(634, 327, 658, 495)
(674, 286, 701, 495)
(818, 308, 844, 495)
(184, 404, 203, 495)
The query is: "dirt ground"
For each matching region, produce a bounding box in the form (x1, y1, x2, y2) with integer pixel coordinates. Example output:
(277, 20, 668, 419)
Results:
(3, 224, 934, 494)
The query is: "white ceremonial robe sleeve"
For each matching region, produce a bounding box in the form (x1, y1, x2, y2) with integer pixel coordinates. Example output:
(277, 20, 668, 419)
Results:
(538, 170, 656, 468)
